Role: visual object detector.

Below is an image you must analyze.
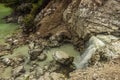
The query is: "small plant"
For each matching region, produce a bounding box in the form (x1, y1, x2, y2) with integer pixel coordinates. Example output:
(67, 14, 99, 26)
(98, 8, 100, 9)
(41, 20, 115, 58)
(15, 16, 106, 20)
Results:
(23, 14, 34, 27)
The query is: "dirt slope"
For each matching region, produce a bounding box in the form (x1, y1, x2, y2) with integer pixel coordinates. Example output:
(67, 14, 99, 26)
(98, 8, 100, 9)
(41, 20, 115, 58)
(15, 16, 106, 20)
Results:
(70, 58, 120, 80)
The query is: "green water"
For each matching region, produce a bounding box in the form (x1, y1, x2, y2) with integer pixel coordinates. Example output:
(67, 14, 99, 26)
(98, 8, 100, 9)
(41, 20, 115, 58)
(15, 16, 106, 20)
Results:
(44, 44, 80, 66)
(0, 4, 17, 45)
(33, 44, 81, 68)
(1, 44, 80, 78)
(1, 67, 12, 79)
(0, 4, 81, 79)
(0, 4, 18, 79)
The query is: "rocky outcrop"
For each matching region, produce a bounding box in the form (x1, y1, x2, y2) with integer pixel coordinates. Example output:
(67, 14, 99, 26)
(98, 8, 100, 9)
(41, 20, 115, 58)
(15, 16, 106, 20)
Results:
(90, 39, 120, 64)
(33, 0, 120, 52)
(75, 35, 120, 68)
(63, 0, 120, 38)
(3, 0, 120, 41)
(69, 58, 120, 80)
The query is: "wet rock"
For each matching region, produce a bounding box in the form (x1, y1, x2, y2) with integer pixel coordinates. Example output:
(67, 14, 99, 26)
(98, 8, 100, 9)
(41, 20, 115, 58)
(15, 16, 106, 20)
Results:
(4, 45, 11, 50)
(31, 62, 38, 68)
(6, 37, 19, 46)
(37, 53, 47, 61)
(29, 48, 43, 60)
(50, 35, 56, 41)
(18, 16, 24, 24)
(48, 63, 61, 72)
(80, 35, 120, 67)
(75, 36, 106, 69)
(12, 57, 25, 65)
(16, 3, 32, 14)
(96, 35, 119, 43)
(53, 51, 74, 65)
(1, 58, 12, 66)
(28, 42, 35, 49)
(49, 41, 59, 47)
(15, 75, 25, 80)
(44, 65, 49, 71)
(6, 17, 14, 23)
(23, 72, 30, 80)
(12, 66, 25, 77)
(6, 38, 13, 43)
(95, 39, 120, 61)
(36, 67, 44, 76)
(41, 41, 48, 47)
(13, 39, 19, 45)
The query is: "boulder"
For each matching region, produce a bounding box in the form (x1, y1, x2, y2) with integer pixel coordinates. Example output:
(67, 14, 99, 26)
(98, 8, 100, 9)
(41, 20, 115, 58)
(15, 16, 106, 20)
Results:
(52, 51, 74, 65)
(12, 66, 25, 77)
(29, 48, 43, 60)
(95, 40, 120, 61)
(37, 53, 47, 61)
(1, 58, 12, 66)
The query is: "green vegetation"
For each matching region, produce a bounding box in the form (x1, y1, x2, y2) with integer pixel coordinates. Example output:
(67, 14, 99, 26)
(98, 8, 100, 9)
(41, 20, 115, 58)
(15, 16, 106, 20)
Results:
(0, 0, 43, 8)
(0, 0, 50, 33)
(0, 4, 17, 45)
(23, 14, 34, 27)
(0, 0, 20, 8)
(23, 0, 44, 33)
(31, 0, 43, 15)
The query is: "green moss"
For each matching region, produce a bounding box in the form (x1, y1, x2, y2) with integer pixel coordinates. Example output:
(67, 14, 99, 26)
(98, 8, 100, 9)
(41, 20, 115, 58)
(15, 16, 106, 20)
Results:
(31, 4, 39, 15)
(23, 0, 43, 27)
(31, 0, 43, 15)
(1, 0, 48, 33)
(23, 14, 34, 27)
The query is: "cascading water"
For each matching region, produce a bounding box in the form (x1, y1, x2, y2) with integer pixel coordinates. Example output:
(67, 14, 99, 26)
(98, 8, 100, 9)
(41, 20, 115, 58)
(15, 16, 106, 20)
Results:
(76, 36, 105, 69)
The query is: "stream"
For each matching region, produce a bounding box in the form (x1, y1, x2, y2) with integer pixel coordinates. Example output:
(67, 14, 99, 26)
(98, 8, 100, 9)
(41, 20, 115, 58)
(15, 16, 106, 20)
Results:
(0, 4, 18, 45)
(0, 4, 81, 79)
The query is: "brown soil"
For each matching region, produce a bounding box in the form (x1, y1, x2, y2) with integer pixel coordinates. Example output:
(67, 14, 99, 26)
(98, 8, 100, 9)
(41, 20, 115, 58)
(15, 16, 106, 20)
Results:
(69, 58, 120, 80)
(36, 0, 72, 38)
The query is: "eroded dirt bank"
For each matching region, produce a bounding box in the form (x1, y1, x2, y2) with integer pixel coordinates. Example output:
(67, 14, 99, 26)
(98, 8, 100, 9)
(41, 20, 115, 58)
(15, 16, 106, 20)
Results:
(70, 58, 120, 80)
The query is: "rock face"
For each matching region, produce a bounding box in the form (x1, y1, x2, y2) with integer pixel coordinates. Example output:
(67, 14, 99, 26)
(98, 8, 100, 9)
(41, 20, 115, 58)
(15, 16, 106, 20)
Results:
(75, 36, 105, 68)
(63, 0, 120, 38)
(94, 39, 120, 61)
(75, 35, 120, 69)
(32, 0, 120, 52)
(53, 51, 74, 65)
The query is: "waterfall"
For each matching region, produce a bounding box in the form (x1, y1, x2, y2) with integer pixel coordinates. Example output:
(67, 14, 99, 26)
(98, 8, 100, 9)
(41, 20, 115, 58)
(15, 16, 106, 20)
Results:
(76, 36, 105, 69)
